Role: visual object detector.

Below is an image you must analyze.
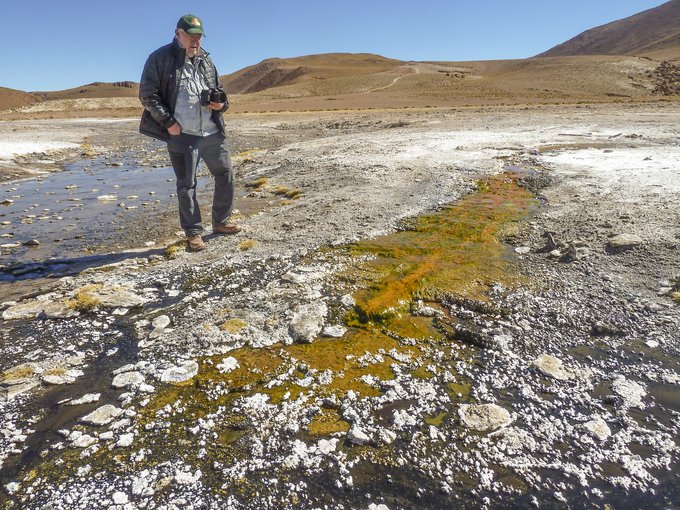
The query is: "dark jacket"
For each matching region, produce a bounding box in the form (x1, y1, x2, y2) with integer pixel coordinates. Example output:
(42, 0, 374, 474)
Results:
(139, 39, 229, 141)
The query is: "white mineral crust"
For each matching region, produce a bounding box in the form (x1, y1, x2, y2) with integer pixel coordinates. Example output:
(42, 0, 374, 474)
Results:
(458, 403, 513, 431)
(80, 405, 124, 426)
(216, 357, 240, 374)
(159, 361, 199, 384)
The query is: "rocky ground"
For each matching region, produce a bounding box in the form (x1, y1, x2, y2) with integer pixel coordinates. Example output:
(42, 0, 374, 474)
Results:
(0, 103, 679, 509)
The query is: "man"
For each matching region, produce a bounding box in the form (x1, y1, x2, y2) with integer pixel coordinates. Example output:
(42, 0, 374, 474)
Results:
(139, 14, 240, 252)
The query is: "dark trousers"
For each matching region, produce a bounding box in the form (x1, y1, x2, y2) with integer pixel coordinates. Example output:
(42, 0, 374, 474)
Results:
(167, 132, 234, 236)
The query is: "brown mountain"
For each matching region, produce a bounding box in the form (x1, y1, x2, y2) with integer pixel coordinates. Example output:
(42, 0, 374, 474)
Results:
(221, 53, 403, 94)
(37, 81, 139, 101)
(537, 0, 680, 58)
(0, 87, 41, 111)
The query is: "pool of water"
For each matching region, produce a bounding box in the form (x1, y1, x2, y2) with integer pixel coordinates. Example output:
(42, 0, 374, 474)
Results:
(0, 156, 177, 268)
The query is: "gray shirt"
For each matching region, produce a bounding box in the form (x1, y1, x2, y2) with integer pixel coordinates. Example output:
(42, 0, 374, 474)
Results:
(173, 56, 219, 137)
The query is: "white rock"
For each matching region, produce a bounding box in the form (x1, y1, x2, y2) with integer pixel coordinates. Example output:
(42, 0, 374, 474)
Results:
(2, 380, 41, 400)
(149, 327, 166, 339)
(174, 469, 202, 485)
(607, 234, 643, 250)
(138, 383, 156, 393)
(80, 404, 124, 426)
(4, 482, 19, 495)
(340, 294, 355, 307)
(116, 433, 134, 448)
(159, 361, 199, 384)
(41, 369, 83, 386)
(347, 425, 371, 445)
(491, 333, 513, 352)
(2, 300, 78, 321)
(583, 417, 612, 441)
(322, 325, 347, 338)
(611, 376, 647, 409)
(76, 465, 91, 477)
(216, 357, 240, 374)
(458, 404, 512, 431)
(152, 315, 171, 329)
(515, 246, 531, 254)
(412, 300, 441, 317)
(378, 429, 397, 445)
(64, 393, 101, 406)
(111, 371, 145, 389)
(112, 491, 129, 505)
(132, 472, 151, 495)
(532, 354, 576, 381)
(1, 362, 43, 386)
(71, 434, 97, 448)
(290, 301, 327, 343)
(70, 286, 147, 309)
(316, 438, 339, 455)
(68, 430, 83, 441)
(112, 364, 136, 375)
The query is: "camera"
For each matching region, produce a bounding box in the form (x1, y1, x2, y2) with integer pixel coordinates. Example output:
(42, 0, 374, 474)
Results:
(200, 88, 227, 106)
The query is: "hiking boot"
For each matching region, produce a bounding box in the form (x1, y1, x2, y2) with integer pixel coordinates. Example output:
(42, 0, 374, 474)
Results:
(187, 234, 206, 251)
(213, 223, 241, 235)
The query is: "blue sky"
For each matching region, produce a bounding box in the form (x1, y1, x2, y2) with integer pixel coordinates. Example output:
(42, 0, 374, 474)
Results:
(6, 0, 667, 92)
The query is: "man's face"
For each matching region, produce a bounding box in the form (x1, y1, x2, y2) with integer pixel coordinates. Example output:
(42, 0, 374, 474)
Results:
(176, 29, 202, 57)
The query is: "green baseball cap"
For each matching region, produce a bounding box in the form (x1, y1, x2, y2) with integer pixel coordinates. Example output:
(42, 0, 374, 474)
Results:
(177, 14, 204, 35)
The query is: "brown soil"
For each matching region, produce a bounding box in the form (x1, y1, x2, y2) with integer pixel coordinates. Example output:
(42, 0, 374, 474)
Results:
(222, 53, 403, 94)
(0, 87, 41, 111)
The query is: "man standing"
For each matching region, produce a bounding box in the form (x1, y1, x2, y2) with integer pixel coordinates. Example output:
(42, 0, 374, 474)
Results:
(139, 14, 240, 252)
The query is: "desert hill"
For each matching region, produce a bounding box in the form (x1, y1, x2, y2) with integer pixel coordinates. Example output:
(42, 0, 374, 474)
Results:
(538, 0, 680, 58)
(36, 81, 139, 101)
(0, 52, 670, 119)
(0, 87, 41, 111)
(221, 53, 404, 94)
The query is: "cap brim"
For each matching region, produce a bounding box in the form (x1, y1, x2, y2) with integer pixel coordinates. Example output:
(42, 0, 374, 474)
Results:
(185, 28, 204, 35)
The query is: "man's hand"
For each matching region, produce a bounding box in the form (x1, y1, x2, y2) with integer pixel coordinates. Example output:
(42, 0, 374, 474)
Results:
(167, 123, 181, 136)
(208, 102, 224, 110)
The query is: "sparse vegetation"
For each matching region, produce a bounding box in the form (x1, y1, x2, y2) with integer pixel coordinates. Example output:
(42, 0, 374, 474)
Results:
(42, 367, 68, 377)
(272, 186, 303, 199)
(220, 318, 248, 333)
(165, 239, 187, 259)
(80, 138, 97, 157)
(0, 364, 37, 384)
(245, 177, 268, 189)
(237, 239, 257, 251)
(67, 284, 103, 312)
